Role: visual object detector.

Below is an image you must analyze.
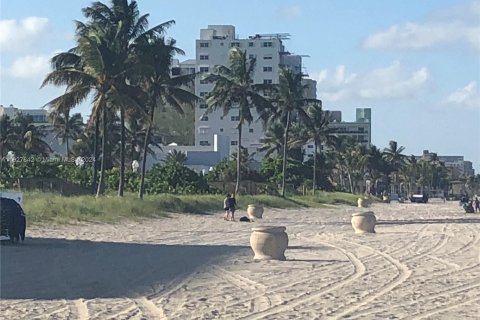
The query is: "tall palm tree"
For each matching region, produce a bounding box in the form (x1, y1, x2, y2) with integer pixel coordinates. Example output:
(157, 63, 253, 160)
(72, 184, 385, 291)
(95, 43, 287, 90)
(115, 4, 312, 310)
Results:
(42, 1, 164, 197)
(81, 0, 172, 197)
(49, 109, 84, 157)
(304, 103, 336, 194)
(383, 140, 406, 193)
(205, 47, 271, 195)
(132, 34, 198, 199)
(268, 67, 319, 197)
(12, 114, 52, 156)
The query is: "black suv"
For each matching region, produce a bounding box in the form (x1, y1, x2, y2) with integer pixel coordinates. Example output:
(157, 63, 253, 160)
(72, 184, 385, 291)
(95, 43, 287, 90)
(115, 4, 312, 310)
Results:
(0, 197, 26, 243)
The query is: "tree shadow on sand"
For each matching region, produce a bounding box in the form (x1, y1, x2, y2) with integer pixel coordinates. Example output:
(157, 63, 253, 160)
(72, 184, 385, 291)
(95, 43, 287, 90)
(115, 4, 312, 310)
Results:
(0, 238, 250, 300)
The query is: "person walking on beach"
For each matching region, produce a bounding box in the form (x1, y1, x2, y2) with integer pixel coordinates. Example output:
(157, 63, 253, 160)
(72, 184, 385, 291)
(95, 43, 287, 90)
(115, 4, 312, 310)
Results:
(223, 193, 237, 221)
(475, 197, 480, 213)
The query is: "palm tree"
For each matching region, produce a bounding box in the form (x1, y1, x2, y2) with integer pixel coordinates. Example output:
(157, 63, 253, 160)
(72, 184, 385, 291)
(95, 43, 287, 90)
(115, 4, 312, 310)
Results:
(164, 149, 187, 165)
(42, 0, 163, 197)
(383, 140, 406, 193)
(304, 103, 336, 194)
(12, 114, 52, 156)
(49, 110, 84, 157)
(268, 67, 319, 197)
(132, 34, 198, 199)
(204, 47, 271, 195)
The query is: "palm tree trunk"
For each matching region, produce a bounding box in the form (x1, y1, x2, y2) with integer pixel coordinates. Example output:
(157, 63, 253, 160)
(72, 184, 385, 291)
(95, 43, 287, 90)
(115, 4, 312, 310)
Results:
(139, 102, 155, 199)
(281, 111, 291, 198)
(347, 170, 354, 193)
(96, 106, 107, 198)
(92, 117, 99, 195)
(312, 142, 317, 195)
(235, 123, 242, 196)
(118, 105, 125, 197)
(65, 109, 70, 158)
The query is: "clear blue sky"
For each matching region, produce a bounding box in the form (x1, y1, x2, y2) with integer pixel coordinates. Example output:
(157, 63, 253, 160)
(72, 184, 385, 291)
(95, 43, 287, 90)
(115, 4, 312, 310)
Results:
(1, 0, 479, 171)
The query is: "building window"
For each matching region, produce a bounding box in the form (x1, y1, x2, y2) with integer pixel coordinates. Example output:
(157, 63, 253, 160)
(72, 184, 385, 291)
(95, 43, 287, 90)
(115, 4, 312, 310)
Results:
(220, 128, 224, 132)
(263, 66, 272, 72)
(231, 42, 240, 47)
(231, 116, 240, 121)
(307, 145, 314, 149)
(200, 116, 209, 121)
(263, 55, 273, 60)
(263, 79, 272, 84)
(231, 141, 238, 146)
(199, 67, 209, 73)
(248, 42, 254, 47)
(199, 103, 208, 109)
(200, 91, 208, 97)
(262, 41, 273, 47)
(249, 54, 256, 59)
(199, 79, 209, 84)
(249, 128, 254, 133)
(200, 140, 210, 146)
(199, 55, 209, 60)
(199, 42, 209, 48)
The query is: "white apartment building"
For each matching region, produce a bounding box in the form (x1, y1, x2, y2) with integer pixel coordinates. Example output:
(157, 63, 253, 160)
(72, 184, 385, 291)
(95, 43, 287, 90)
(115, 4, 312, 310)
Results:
(193, 25, 310, 159)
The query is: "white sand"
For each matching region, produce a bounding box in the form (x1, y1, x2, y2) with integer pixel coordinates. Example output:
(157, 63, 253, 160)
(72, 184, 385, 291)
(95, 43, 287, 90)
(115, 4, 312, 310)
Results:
(1, 200, 479, 319)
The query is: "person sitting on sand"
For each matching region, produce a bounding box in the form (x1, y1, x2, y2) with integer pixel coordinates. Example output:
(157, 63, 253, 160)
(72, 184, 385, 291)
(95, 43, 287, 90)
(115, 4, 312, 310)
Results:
(464, 201, 474, 213)
(223, 193, 237, 221)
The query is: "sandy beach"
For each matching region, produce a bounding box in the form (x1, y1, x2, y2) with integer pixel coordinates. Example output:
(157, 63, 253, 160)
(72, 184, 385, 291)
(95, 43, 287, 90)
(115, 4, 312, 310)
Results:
(1, 199, 479, 319)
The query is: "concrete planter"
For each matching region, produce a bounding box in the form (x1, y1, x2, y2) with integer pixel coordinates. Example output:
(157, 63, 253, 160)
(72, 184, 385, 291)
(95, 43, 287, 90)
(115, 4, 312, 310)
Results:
(357, 197, 370, 208)
(250, 226, 288, 261)
(351, 211, 376, 234)
(247, 204, 264, 220)
(382, 195, 390, 203)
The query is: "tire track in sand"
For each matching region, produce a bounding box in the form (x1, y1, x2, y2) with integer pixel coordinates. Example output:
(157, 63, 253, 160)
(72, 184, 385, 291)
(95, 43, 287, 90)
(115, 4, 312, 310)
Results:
(327, 237, 411, 320)
(236, 239, 366, 320)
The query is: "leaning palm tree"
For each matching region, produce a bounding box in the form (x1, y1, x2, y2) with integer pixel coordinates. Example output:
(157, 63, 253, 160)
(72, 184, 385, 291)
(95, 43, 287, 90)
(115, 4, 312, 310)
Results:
(132, 34, 198, 199)
(304, 102, 336, 194)
(49, 110, 84, 157)
(204, 47, 272, 195)
(383, 140, 406, 193)
(268, 67, 319, 197)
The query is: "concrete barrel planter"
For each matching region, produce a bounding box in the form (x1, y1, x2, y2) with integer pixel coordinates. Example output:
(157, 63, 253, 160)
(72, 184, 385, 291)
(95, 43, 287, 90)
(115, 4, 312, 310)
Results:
(357, 197, 370, 208)
(250, 226, 288, 261)
(247, 204, 264, 220)
(351, 211, 377, 234)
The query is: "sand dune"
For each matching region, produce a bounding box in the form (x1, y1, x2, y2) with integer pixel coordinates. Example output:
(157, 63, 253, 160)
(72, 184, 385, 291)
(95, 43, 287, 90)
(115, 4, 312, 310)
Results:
(1, 200, 479, 319)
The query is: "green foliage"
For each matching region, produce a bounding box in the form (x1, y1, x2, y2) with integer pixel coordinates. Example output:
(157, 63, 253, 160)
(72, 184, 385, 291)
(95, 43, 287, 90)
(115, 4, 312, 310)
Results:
(145, 162, 210, 194)
(260, 156, 311, 188)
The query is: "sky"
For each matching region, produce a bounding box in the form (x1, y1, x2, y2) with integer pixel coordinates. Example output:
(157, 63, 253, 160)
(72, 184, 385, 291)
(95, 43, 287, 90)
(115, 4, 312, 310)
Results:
(1, 0, 479, 171)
